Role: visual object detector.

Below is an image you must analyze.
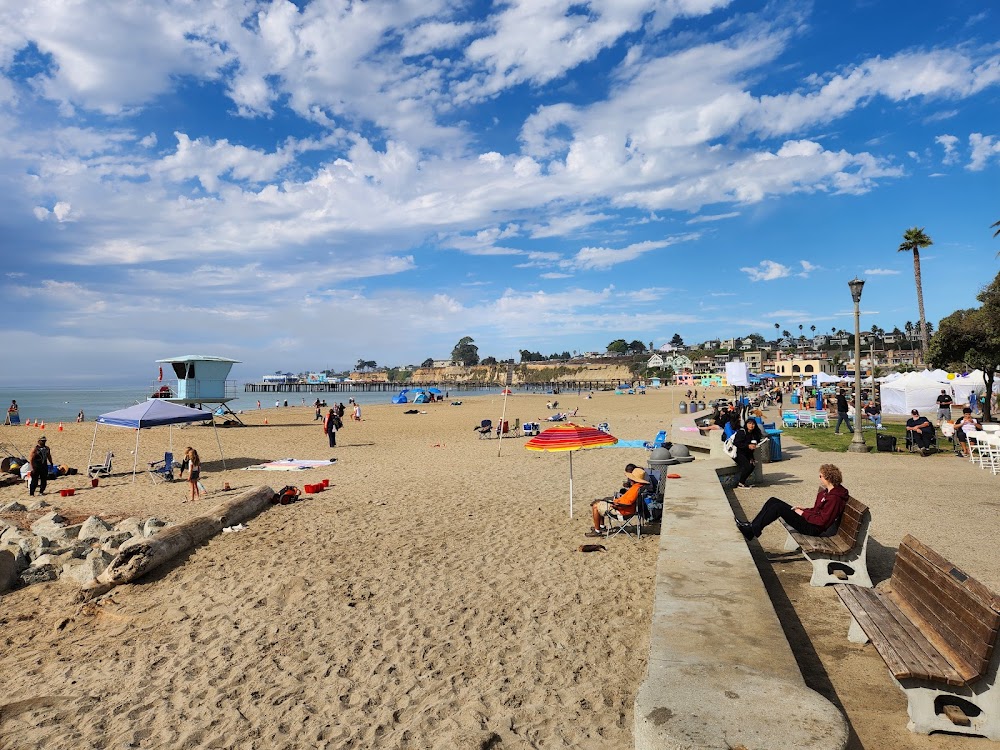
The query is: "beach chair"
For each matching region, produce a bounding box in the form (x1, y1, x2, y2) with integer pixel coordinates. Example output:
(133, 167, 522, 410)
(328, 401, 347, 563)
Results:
(495, 420, 510, 438)
(475, 419, 493, 439)
(147, 451, 175, 483)
(508, 418, 521, 437)
(604, 495, 642, 541)
(651, 430, 667, 449)
(781, 411, 798, 428)
(87, 451, 114, 478)
(796, 411, 812, 428)
(811, 411, 830, 428)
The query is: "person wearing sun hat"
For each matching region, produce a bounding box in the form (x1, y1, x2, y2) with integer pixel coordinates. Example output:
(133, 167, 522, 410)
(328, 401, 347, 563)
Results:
(586, 466, 650, 537)
(29, 435, 54, 496)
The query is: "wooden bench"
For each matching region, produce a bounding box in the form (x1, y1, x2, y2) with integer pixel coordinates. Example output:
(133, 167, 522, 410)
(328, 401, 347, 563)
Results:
(781, 496, 872, 587)
(837, 535, 1000, 739)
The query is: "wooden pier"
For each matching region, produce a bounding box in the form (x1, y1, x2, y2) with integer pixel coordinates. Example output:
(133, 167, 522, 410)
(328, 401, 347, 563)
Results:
(244, 379, 630, 394)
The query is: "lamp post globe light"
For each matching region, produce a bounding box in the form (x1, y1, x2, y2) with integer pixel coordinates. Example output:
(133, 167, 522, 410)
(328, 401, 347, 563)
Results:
(848, 278, 868, 453)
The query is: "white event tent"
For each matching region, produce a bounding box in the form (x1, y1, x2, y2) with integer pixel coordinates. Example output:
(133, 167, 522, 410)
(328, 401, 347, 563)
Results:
(950, 370, 988, 406)
(879, 372, 946, 416)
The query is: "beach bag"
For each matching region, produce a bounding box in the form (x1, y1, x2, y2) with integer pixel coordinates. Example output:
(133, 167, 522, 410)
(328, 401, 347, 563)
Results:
(723, 434, 738, 459)
(876, 434, 897, 453)
(271, 485, 301, 504)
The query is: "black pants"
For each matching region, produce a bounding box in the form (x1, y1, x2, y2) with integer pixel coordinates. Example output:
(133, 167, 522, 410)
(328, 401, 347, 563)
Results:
(327, 431, 336, 447)
(910, 430, 934, 450)
(747, 497, 824, 538)
(29, 465, 47, 495)
(735, 451, 755, 485)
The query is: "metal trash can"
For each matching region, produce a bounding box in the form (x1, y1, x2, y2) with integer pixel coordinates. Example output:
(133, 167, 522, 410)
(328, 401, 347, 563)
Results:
(679, 401, 687, 414)
(688, 401, 698, 414)
(766, 429, 782, 461)
(698, 400, 706, 412)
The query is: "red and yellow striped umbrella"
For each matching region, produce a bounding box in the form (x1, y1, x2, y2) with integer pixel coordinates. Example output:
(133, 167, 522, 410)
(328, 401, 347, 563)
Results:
(525, 423, 617, 518)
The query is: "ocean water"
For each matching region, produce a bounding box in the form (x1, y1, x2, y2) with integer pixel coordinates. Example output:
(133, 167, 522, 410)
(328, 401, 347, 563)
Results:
(0, 385, 513, 425)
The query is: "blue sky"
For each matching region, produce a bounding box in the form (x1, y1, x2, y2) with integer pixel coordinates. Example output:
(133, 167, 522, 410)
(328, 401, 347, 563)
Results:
(1, 0, 998, 385)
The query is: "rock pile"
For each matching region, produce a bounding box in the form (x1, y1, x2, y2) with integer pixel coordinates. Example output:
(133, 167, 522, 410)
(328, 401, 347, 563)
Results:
(0, 511, 173, 593)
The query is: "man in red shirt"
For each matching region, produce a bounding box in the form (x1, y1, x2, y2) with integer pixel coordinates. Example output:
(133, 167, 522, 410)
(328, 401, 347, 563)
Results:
(736, 464, 847, 541)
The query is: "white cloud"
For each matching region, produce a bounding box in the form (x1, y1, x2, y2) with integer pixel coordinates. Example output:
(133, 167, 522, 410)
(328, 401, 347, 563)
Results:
(936, 134, 959, 163)
(968, 133, 1000, 171)
(741, 260, 791, 281)
(797, 260, 818, 277)
(686, 212, 740, 224)
(864, 268, 901, 275)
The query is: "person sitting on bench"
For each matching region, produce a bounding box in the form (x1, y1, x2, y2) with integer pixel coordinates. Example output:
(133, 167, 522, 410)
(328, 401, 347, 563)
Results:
(905, 409, 936, 455)
(735, 464, 847, 541)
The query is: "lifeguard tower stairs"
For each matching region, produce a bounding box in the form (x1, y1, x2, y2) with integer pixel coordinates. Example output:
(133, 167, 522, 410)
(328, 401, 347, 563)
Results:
(152, 355, 244, 425)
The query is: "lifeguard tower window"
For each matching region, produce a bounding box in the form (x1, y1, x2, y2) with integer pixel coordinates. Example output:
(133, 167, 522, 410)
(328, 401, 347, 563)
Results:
(170, 363, 193, 378)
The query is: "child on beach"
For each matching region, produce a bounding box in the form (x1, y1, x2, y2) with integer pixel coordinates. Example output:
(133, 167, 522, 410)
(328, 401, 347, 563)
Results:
(181, 446, 202, 502)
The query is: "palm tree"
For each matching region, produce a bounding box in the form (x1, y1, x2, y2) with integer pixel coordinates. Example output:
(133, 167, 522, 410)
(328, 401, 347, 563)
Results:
(993, 219, 999, 239)
(898, 227, 933, 356)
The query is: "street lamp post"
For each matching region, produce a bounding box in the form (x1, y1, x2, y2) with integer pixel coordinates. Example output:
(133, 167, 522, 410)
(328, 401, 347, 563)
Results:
(848, 278, 868, 453)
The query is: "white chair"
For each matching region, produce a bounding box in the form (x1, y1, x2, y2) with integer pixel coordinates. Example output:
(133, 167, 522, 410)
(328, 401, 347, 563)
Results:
(978, 434, 1000, 475)
(87, 451, 114, 478)
(796, 411, 812, 428)
(811, 410, 830, 428)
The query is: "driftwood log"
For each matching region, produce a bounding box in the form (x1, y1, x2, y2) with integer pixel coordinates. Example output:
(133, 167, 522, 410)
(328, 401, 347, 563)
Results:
(79, 485, 275, 600)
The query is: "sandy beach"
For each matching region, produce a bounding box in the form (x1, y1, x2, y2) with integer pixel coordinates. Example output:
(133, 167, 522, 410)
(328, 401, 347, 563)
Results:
(2, 387, 1000, 749)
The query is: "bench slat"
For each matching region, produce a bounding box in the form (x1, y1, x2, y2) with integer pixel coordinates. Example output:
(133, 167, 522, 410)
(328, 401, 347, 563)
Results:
(838, 585, 966, 685)
(784, 526, 852, 556)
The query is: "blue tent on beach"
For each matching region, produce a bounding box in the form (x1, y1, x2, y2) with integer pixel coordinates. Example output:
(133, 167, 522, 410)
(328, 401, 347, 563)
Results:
(91, 399, 224, 481)
(391, 390, 410, 404)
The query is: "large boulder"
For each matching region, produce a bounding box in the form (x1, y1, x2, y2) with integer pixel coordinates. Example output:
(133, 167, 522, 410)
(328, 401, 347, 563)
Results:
(61, 550, 113, 585)
(30, 512, 70, 539)
(0, 502, 26, 513)
(143, 518, 168, 537)
(115, 518, 144, 537)
(0, 550, 18, 593)
(0, 525, 25, 544)
(26, 499, 51, 511)
(77, 516, 112, 542)
(99, 530, 135, 551)
(20, 564, 58, 586)
(0, 543, 29, 573)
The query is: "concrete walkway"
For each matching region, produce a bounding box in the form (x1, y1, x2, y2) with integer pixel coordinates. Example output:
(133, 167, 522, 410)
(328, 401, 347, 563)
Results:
(633, 453, 848, 749)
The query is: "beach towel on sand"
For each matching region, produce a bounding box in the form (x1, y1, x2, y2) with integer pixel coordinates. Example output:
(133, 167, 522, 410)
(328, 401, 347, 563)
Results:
(244, 459, 336, 471)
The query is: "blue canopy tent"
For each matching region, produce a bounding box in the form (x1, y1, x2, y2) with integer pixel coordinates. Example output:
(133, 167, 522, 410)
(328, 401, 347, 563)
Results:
(90, 400, 224, 481)
(391, 390, 410, 404)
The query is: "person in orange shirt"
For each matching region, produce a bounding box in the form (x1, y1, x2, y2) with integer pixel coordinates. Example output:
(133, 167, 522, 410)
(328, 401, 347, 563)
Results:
(586, 466, 650, 537)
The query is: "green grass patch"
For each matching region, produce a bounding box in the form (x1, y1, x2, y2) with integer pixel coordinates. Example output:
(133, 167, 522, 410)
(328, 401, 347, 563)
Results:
(779, 423, 954, 456)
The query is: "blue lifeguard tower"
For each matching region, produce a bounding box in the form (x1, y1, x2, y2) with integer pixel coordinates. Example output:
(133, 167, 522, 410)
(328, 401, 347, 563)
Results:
(153, 355, 242, 423)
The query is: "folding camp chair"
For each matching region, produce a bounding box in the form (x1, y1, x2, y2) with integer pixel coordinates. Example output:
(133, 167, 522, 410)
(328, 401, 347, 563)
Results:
(604, 496, 642, 541)
(88, 451, 114, 478)
(495, 420, 510, 438)
(507, 418, 521, 437)
(148, 451, 175, 483)
(475, 419, 493, 439)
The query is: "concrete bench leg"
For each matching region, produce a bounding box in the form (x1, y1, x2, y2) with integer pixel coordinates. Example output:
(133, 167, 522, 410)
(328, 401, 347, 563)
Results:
(899, 677, 1000, 740)
(804, 552, 873, 588)
(847, 616, 869, 644)
(783, 533, 799, 552)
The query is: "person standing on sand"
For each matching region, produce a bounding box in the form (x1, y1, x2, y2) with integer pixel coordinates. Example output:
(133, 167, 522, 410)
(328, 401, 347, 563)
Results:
(353, 403, 361, 421)
(314, 398, 322, 421)
(29, 436, 53, 496)
(324, 408, 341, 448)
(77, 410, 85, 422)
(180, 447, 202, 501)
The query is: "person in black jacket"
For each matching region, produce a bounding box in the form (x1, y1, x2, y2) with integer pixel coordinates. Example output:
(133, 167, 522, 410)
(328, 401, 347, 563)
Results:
(733, 418, 764, 488)
(834, 390, 854, 434)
